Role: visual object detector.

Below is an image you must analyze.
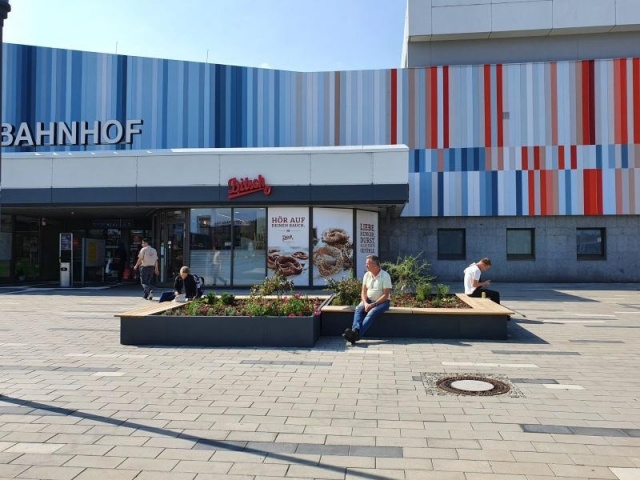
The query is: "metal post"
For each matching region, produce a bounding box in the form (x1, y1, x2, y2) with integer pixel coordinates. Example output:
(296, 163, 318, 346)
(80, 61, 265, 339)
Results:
(0, 1, 10, 237)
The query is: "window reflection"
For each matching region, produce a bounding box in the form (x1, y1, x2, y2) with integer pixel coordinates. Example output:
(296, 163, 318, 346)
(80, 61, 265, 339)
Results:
(190, 208, 231, 286)
(232, 208, 266, 286)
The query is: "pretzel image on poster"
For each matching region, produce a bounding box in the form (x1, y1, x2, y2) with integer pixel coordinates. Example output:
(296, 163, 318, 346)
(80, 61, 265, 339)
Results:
(274, 255, 304, 276)
(321, 228, 350, 245)
(313, 245, 344, 277)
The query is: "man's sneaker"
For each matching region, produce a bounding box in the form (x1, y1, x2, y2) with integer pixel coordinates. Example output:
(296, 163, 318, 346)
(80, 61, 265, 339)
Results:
(342, 328, 354, 343)
(351, 329, 361, 345)
(148, 291, 153, 301)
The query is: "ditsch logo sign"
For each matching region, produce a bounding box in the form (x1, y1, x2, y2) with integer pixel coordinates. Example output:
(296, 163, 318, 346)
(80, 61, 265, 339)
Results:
(1, 119, 144, 147)
(228, 175, 272, 199)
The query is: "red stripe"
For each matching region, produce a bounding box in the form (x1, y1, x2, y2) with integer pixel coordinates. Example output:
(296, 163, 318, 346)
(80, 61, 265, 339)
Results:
(583, 169, 603, 215)
(522, 146, 529, 170)
(570, 145, 578, 170)
(496, 64, 504, 147)
(614, 59, 622, 144)
(484, 64, 492, 147)
(528, 171, 536, 215)
(443, 66, 450, 148)
(390, 69, 398, 144)
(534, 146, 541, 170)
(558, 145, 565, 170)
(540, 170, 548, 215)
(430, 67, 438, 149)
(634, 59, 640, 143)
(581, 61, 590, 144)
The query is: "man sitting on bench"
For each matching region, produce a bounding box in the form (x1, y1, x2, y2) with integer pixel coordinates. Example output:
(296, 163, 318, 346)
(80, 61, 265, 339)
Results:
(342, 255, 392, 345)
(159, 266, 198, 303)
(463, 257, 500, 304)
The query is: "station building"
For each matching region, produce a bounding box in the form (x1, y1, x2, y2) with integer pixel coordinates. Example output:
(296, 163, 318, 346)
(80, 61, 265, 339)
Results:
(1, 0, 639, 284)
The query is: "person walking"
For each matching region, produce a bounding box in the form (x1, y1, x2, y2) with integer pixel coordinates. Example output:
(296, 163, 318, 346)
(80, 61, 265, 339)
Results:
(133, 238, 159, 300)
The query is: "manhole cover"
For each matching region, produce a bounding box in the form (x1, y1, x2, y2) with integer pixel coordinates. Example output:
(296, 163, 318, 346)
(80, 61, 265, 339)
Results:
(437, 374, 510, 396)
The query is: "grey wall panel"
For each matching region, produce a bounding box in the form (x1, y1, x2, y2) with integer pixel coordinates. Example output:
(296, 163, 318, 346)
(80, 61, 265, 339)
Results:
(51, 187, 137, 205)
(3, 189, 52, 205)
(407, 31, 640, 67)
(136, 187, 223, 204)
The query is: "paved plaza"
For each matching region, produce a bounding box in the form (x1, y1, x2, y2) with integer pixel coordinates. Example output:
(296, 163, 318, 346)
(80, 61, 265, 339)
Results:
(0, 283, 639, 480)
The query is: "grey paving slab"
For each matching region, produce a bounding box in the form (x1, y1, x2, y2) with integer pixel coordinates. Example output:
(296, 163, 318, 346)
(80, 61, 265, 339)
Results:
(0, 283, 640, 479)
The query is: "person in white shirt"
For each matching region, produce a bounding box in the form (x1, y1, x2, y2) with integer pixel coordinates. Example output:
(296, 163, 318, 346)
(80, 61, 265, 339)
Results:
(463, 257, 500, 304)
(133, 238, 159, 300)
(343, 255, 392, 345)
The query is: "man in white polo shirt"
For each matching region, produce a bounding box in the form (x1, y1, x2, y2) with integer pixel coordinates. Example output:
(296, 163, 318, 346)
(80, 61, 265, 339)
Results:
(133, 238, 159, 300)
(342, 255, 392, 345)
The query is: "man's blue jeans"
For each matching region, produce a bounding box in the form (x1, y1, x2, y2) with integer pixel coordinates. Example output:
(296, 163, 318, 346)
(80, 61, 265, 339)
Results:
(352, 300, 390, 337)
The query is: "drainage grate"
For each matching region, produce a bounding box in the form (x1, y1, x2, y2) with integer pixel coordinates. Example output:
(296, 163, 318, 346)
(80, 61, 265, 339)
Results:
(437, 374, 510, 396)
(421, 372, 524, 398)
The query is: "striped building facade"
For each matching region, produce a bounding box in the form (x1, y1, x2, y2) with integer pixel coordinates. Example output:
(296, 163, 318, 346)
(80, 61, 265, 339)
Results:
(3, 43, 639, 281)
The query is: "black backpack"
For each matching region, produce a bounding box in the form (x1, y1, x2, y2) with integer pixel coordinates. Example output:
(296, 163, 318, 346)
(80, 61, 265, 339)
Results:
(193, 275, 205, 298)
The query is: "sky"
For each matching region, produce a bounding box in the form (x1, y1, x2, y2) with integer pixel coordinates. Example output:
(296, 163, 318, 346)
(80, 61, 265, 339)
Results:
(3, 0, 408, 72)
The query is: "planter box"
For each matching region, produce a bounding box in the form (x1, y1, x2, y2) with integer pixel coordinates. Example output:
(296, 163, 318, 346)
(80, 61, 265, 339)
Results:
(321, 294, 513, 340)
(118, 296, 329, 347)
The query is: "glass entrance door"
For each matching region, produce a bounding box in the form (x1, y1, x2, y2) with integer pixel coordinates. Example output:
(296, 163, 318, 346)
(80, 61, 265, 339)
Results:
(159, 210, 186, 283)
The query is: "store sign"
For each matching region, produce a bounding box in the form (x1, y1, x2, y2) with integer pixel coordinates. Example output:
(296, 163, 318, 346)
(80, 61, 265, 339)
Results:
(227, 174, 272, 199)
(1, 119, 144, 147)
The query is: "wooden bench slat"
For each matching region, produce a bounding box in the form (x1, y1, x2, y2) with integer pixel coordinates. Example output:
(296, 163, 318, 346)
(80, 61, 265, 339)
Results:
(115, 302, 187, 318)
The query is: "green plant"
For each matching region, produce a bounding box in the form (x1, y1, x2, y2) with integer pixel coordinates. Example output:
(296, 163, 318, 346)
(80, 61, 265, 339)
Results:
(250, 273, 294, 296)
(202, 292, 217, 305)
(325, 274, 362, 306)
(220, 293, 235, 306)
(381, 254, 435, 293)
(415, 282, 432, 302)
(169, 292, 323, 317)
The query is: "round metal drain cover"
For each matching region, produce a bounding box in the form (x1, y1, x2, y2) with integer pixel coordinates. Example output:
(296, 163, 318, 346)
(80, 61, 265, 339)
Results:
(437, 375, 510, 396)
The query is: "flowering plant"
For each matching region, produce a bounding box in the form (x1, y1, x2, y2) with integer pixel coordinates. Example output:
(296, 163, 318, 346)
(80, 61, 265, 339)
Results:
(169, 292, 322, 317)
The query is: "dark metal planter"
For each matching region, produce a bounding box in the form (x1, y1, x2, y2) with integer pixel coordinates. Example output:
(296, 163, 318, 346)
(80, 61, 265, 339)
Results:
(321, 295, 512, 340)
(121, 312, 322, 347)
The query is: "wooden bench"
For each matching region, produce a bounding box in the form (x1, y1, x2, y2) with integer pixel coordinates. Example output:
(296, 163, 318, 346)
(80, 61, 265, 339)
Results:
(320, 294, 513, 340)
(115, 301, 187, 318)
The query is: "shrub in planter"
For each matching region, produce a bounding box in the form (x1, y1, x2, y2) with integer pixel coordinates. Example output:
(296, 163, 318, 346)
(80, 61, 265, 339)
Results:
(381, 253, 435, 293)
(325, 273, 362, 306)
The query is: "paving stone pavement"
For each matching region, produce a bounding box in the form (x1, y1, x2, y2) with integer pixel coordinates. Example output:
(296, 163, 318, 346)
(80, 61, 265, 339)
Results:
(0, 282, 639, 480)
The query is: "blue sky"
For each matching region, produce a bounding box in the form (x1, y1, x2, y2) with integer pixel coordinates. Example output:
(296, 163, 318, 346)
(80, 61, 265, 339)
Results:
(4, 0, 408, 72)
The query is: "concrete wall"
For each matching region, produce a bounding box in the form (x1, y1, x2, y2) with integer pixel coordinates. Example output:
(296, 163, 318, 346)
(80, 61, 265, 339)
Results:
(407, 0, 640, 40)
(406, 30, 640, 66)
(405, 0, 640, 66)
(380, 215, 640, 283)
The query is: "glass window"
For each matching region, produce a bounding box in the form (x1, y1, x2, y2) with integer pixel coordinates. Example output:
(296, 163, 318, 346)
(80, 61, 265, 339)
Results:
(577, 228, 606, 259)
(507, 228, 535, 260)
(190, 208, 231, 286)
(232, 208, 267, 286)
(437, 229, 465, 260)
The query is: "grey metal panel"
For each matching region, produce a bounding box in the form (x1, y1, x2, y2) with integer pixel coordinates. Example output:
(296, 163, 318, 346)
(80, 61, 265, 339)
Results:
(3, 184, 409, 208)
(3, 189, 52, 205)
(136, 186, 222, 204)
(407, 31, 640, 67)
(51, 187, 137, 204)
(222, 186, 311, 204)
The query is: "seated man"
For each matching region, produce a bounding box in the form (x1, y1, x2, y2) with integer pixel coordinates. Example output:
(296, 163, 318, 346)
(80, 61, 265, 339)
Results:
(342, 255, 392, 345)
(463, 257, 500, 304)
(159, 266, 198, 303)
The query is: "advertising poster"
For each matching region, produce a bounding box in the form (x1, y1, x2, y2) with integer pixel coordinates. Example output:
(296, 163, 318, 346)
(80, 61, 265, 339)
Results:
(312, 208, 354, 286)
(356, 210, 379, 279)
(267, 207, 310, 286)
